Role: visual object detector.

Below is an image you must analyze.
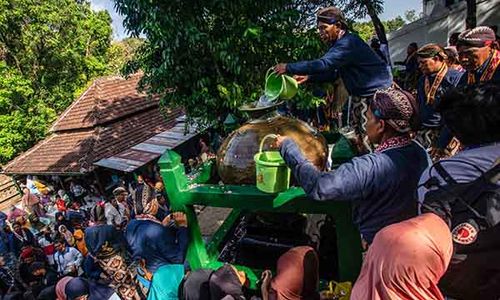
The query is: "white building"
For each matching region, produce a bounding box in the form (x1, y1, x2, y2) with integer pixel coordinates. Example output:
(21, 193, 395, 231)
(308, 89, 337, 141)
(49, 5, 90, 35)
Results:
(388, 0, 500, 62)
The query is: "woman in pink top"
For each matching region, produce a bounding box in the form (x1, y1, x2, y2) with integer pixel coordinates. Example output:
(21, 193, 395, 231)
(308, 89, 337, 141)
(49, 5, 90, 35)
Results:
(21, 187, 43, 217)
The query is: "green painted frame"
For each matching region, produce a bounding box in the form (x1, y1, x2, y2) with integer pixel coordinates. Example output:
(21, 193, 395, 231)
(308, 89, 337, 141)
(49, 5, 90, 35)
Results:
(159, 150, 362, 289)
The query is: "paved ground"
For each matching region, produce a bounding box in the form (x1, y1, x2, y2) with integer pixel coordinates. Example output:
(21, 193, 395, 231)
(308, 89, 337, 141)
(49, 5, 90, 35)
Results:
(195, 206, 232, 236)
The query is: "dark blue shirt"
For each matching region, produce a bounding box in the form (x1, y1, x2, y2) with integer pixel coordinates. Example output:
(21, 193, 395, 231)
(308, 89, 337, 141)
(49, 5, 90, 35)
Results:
(417, 68, 463, 148)
(458, 52, 500, 86)
(286, 32, 393, 97)
(0, 231, 8, 255)
(417, 68, 463, 128)
(280, 138, 430, 243)
(125, 219, 188, 273)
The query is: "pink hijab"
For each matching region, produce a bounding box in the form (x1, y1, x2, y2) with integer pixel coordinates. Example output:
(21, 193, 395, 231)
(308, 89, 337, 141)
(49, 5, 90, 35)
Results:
(56, 276, 74, 300)
(351, 213, 453, 300)
(271, 246, 320, 300)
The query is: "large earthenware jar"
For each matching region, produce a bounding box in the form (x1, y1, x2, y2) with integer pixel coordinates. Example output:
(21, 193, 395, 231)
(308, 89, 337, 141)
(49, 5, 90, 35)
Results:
(217, 108, 327, 184)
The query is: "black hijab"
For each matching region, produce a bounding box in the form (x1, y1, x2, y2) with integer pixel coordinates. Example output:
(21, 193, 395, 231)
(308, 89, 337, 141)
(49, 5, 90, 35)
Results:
(181, 269, 213, 300)
(209, 265, 245, 300)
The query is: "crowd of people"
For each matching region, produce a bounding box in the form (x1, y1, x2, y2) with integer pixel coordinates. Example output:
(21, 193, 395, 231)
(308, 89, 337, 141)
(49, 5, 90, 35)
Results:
(273, 6, 499, 300)
(0, 5, 499, 300)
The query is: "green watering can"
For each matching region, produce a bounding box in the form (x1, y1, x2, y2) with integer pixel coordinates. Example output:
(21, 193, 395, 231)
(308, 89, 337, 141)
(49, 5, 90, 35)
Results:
(254, 134, 291, 193)
(264, 68, 299, 101)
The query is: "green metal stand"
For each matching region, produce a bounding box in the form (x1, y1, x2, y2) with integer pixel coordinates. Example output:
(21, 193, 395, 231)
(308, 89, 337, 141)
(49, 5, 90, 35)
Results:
(159, 150, 362, 289)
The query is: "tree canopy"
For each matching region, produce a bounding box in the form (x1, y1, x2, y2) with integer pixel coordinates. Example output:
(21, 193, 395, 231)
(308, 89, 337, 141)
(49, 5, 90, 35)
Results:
(0, 0, 124, 164)
(352, 15, 407, 41)
(115, 0, 332, 128)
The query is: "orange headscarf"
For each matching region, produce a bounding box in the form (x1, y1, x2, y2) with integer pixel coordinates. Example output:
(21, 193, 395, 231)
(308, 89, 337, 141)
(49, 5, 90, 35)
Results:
(351, 213, 453, 300)
(73, 229, 88, 257)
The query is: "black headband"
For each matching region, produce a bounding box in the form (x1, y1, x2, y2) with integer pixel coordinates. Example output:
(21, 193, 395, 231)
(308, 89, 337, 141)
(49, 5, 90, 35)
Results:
(317, 15, 338, 25)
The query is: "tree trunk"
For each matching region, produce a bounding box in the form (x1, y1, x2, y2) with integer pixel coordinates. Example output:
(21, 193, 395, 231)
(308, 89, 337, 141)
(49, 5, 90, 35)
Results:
(465, 0, 476, 29)
(363, 0, 388, 44)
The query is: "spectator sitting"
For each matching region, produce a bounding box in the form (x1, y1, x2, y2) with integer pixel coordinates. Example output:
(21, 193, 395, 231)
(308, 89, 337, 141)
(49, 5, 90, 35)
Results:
(58, 225, 75, 247)
(21, 187, 43, 218)
(53, 238, 83, 277)
(38, 226, 55, 267)
(7, 205, 26, 224)
(55, 212, 73, 233)
(155, 191, 170, 221)
(70, 181, 87, 206)
(73, 229, 88, 257)
(56, 276, 120, 300)
(104, 195, 125, 229)
(0, 256, 22, 298)
(259, 246, 320, 300)
(180, 264, 248, 300)
(18, 246, 46, 288)
(10, 222, 37, 256)
(29, 262, 58, 298)
(66, 202, 86, 228)
(58, 190, 71, 208)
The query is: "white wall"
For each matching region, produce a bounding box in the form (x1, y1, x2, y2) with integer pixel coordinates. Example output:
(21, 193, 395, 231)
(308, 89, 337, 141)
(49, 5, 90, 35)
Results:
(388, 0, 500, 62)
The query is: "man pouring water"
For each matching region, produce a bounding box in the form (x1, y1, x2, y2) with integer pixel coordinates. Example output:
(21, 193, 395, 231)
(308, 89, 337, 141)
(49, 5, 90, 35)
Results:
(274, 7, 392, 151)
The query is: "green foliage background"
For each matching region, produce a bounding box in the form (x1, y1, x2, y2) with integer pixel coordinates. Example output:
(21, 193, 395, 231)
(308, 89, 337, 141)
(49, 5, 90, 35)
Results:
(115, 0, 333, 128)
(0, 0, 136, 165)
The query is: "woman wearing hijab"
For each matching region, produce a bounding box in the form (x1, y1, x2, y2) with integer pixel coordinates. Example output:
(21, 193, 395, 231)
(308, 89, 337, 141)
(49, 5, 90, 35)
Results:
(10, 221, 37, 256)
(125, 198, 189, 298)
(73, 230, 88, 257)
(55, 212, 73, 233)
(276, 87, 429, 246)
(58, 225, 75, 247)
(209, 264, 247, 300)
(259, 246, 319, 300)
(85, 204, 140, 300)
(55, 276, 120, 300)
(179, 269, 213, 300)
(351, 213, 452, 300)
(179, 264, 247, 300)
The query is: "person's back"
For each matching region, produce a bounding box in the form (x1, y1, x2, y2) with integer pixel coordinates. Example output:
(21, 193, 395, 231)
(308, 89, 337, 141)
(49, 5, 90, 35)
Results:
(279, 87, 429, 244)
(347, 141, 429, 242)
(125, 218, 187, 273)
(84, 224, 122, 257)
(418, 84, 500, 299)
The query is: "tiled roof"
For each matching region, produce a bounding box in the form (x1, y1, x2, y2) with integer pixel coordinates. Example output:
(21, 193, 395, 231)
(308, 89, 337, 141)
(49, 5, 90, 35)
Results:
(3, 107, 183, 175)
(51, 73, 160, 132)
(3, 73, 186, 175)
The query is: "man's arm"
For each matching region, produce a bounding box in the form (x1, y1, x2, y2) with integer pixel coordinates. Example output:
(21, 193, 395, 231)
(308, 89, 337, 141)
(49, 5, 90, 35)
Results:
(286, 40, 352, 75)
(72, 247, 84, 268)
(280, 139, 368, 202)
(176, 227, 189, 262)
(308, 69, 339, 83)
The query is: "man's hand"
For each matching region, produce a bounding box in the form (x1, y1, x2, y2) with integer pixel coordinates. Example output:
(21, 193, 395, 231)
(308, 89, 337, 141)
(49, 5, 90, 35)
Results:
(275, 135, 289, 148)
(430, 147, 446, 160)
(260, 270, 272, 300)
(293, 75, 309, 84)
(273, 63, 287, 75)
(172, 212, 188, 227)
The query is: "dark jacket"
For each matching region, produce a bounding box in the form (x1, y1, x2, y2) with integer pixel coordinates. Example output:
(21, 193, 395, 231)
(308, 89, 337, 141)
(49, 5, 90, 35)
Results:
(286, 32, 393, 97)
(417, 67, 463, 148)
(10, 229, 36, 256)
(280, 138, 429, 243)
(125, 219, 189, 273)
(458, 52, 500, 86)
(84, 224, 123, 257)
